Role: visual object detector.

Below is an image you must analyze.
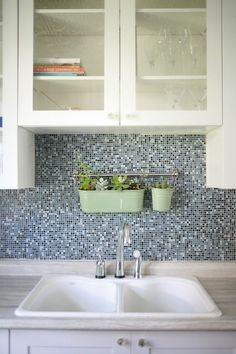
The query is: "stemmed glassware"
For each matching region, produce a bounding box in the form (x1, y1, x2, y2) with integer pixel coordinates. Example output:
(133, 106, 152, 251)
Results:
(143, 22, 206, 110)
(144, 25, 203, 75)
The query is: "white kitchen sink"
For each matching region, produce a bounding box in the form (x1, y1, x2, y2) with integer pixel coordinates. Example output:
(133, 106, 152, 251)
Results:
(15, 276, 118, 317)
(121, 277, 220, 316)
(15, 276, 221, 319)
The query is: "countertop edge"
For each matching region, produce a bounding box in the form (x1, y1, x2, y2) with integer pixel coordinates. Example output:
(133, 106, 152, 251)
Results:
(2, 318, 236, 331)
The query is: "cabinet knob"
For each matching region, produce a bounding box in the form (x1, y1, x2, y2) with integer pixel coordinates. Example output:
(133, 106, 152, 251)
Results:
(138, 338, 146, 347)
(126, 113, 137, 119)
(117, 338, 127, 346)
(108, 113, 119, 120)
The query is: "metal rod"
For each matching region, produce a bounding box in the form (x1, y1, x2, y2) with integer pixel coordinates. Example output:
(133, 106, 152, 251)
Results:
(78, 171, 178, 178)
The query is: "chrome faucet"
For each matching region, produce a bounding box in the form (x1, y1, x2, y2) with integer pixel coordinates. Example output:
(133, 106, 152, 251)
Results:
(115, 223, 131, 278)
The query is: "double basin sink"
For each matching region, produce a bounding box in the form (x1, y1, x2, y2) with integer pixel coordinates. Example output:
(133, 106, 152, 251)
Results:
(15, 276, 221, 319)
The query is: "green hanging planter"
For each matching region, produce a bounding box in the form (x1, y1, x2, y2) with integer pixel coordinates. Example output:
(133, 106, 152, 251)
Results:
(79, 190, 145, 213)
(151, 188, 174, 212)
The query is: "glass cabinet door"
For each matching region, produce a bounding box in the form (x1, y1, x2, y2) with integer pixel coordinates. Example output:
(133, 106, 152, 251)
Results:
(0, 0, 33, 189)
(120, 0, 222, 127)
(19, 0, 119, 127)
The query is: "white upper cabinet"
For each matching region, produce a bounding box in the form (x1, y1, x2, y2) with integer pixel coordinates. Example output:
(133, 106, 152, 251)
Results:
(206, 0, 236, 189)
(18, 0, 222, 131)
(0, 0, 3, 180)
(0, 0, 34, 189)
(18, 0, 120, 128)
(120, 0, 222, 128)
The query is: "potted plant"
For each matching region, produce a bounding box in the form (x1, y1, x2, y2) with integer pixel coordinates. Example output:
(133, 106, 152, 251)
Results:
(74, 156, 145, 213)
(151, 179, 174, 212)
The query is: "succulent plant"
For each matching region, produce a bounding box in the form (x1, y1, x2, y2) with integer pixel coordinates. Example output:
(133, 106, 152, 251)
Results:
(75, 153, 146, 191)
(129, 177, 145, 190)
(153, 179, 174, 189)
(111, 175, 129, 191)
(95, 178, 109, 191)
(79, 176, 96, 190)
(75, 153, 96, 190)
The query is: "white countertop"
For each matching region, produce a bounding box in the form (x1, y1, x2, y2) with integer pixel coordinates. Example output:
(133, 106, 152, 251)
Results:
(0, 260, 236, 330)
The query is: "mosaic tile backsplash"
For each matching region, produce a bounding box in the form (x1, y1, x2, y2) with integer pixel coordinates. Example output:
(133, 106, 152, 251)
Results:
(0, 134, 236, 260)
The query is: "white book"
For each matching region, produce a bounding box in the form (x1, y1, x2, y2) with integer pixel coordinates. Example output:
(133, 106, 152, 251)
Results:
(34, 58, 81, 65)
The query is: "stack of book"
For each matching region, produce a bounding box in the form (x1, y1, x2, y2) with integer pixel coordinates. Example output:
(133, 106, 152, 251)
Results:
(33, 58, 86, 77)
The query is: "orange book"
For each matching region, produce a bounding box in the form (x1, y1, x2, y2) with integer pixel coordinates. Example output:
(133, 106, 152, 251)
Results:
(34, 65, 85, 73)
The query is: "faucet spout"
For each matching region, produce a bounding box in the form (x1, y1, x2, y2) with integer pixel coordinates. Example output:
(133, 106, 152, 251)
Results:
(115, 223, 131, 278)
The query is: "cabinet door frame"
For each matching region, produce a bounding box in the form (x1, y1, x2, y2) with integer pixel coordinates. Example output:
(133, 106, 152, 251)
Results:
(18, 0, 120, 128)
(120, 0, 222, 127)
(0, 329, 9, 354)
(1, 0, 34, 189)
(206, 0, 236, 189)
(11, 329, 131, 354)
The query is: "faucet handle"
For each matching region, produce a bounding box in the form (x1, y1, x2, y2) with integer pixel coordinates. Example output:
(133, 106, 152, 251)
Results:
(133, 250, 141, 258)
(95, 248, 106, 279)
(133, 250, 142, 279)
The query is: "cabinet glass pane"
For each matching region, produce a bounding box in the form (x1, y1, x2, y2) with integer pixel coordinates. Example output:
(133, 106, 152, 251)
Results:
(136, 0, 207, 111)
(33, 0, 104, 111)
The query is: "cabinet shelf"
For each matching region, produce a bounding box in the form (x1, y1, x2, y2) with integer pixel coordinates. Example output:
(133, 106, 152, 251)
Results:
(137, 77, 206, 91)
(34, 75, 104, 81)
(34, 76, 104, 92)
(137, 8, 206, 13)
(139, 75, 206, 81)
